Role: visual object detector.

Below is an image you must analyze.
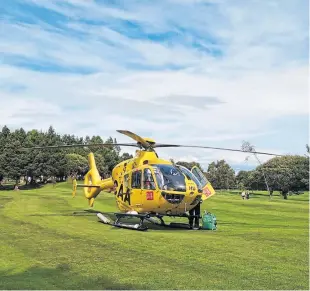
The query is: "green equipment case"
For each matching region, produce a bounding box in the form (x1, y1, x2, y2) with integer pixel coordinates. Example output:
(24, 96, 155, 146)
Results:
(202, 211, 217, 230)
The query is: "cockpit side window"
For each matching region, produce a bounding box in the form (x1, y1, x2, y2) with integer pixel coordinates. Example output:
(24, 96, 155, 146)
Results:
(142, 168, 156, 190)
(131, 170, 142, 189)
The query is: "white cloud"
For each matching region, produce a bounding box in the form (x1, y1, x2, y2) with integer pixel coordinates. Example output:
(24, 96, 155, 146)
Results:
(0, 0, 308, 170)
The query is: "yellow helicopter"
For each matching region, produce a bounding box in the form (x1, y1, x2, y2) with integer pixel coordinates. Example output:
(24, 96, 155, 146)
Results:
(25, 130, 282, 231)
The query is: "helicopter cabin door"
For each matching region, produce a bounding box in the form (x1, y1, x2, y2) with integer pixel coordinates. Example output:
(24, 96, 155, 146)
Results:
(130, 169, 143, 208)
(191, 166, 216, 200)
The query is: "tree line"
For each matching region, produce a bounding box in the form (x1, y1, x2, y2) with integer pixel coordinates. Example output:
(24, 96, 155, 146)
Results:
(0, 125, 308, 198)
(0, 125, 132, 185)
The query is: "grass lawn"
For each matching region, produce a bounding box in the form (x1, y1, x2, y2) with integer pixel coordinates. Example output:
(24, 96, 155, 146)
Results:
(0, 182, 309, 290)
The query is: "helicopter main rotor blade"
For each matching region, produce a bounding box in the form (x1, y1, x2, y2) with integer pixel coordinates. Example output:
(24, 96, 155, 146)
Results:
(116, 130, 150, 149)
(154, 144, 283, 156)
(19, 142, 138, 151)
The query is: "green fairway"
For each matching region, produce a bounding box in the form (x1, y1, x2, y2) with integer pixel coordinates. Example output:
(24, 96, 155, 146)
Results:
(0, 183, 309, 290)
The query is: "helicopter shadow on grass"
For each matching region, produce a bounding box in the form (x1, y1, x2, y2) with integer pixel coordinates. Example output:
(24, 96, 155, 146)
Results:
(0, 265, 140, 290)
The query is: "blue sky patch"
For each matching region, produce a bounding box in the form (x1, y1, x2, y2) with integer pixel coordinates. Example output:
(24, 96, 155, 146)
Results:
(0, 0, 308, 171)
(2, 54, 98, 74)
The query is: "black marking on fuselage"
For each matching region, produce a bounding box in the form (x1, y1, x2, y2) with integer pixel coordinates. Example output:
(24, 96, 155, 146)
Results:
(124, 188, 131, 205)
(117, 185, 131, 205)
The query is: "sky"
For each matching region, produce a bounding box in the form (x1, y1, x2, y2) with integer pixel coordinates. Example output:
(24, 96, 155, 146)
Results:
(0, 0, 309, 172)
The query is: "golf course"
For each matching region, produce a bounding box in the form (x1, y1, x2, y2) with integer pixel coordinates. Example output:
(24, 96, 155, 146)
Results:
(0, 182, 308, 290)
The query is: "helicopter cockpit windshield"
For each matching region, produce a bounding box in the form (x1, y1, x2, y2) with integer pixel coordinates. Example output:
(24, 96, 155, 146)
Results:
(152, 164, 186, 192)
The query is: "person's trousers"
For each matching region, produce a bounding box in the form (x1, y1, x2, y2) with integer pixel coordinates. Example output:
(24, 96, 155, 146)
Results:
(189, 202, 201, 227)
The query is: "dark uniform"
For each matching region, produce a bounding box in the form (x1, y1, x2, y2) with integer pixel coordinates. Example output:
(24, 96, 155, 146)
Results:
(189, 199, 202, 229)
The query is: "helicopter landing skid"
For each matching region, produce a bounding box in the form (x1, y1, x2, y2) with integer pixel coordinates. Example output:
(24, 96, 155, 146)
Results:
(96, 212, 196, 231)
(97, 212, 148, 231)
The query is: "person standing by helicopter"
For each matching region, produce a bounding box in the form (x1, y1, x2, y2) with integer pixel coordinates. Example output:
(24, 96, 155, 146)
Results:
(188, 198, 202, 230)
